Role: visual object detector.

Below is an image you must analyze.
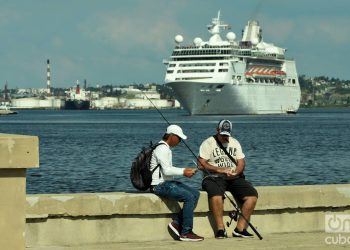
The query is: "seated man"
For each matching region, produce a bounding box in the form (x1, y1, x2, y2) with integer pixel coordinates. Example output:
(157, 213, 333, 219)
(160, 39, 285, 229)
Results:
(198, 119, 258, 239)
(150, 124, 204, 242)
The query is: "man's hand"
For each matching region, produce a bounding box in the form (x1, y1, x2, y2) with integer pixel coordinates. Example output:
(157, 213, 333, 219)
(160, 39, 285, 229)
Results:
(221, 168, 237, 177)
(183, 168, 197, 178)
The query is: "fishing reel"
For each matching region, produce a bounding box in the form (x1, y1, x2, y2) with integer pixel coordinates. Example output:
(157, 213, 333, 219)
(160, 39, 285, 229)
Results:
(226, 210, 238, 227)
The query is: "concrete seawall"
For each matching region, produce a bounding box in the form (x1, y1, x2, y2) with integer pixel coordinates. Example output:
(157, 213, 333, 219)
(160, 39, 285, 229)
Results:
(25, 184, 350, 247)
(2, 133, 348, 249)
(0, 133, 39, 250)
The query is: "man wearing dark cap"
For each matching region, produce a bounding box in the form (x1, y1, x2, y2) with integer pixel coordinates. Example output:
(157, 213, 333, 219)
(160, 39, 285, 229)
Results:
(198, 120, 258, 239)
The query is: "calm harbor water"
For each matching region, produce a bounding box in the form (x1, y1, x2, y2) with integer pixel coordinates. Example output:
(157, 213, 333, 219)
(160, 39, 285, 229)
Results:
(0, 108, 349, 194)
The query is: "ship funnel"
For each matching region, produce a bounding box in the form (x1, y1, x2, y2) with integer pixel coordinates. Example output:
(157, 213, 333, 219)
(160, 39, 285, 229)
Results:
(76, 80, 80, 95)
(242, 20, 262, 44)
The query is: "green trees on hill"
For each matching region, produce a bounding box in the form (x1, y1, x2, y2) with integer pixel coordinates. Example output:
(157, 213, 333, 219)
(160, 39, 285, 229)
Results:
(299, 75, 350, 107)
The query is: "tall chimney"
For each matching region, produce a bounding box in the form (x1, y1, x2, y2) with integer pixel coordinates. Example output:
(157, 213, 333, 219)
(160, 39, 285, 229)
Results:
(4, 81, 9, 101)
(47, 59, 51, 95)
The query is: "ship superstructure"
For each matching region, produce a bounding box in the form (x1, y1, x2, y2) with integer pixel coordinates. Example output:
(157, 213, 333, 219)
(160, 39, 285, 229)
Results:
(164, 11, 300, 115)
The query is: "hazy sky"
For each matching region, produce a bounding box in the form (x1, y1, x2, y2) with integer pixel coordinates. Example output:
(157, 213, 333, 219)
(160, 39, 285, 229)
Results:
(1, 0, 349, 88)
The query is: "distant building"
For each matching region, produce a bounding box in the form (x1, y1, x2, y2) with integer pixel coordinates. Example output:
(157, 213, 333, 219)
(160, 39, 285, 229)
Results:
(11, 97, 63, 109)
(91, 97, 119, 109)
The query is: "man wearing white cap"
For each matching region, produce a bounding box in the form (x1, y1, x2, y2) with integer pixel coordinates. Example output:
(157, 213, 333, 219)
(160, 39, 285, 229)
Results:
(198, 120, 258, 239)
(150, 124, 204, 241)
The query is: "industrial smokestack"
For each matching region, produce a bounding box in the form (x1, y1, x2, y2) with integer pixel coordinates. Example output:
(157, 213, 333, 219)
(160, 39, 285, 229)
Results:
(47, 59, 51, 95)
(4, 81, 9, 101)
(84, 79, 87, 89)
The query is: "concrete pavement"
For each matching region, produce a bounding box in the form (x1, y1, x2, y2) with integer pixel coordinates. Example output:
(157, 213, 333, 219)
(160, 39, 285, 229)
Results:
(26, 232, 348, 250)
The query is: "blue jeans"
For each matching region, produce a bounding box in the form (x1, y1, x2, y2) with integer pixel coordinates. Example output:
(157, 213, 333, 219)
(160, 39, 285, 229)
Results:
(153, 180, 200, 234)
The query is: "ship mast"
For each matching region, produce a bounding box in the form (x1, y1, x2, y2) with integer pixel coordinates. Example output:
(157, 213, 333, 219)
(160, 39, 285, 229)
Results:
(207, 10, 230, 44)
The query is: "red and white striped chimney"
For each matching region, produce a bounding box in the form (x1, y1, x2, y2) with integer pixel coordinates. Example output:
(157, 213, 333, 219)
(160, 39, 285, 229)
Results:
(47, 59, 51, 95)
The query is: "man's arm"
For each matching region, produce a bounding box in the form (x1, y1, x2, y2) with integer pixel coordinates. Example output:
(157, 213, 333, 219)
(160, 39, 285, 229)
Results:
(155, 146, 184, 176)
(233, 158, 245, 175)
(155, 146, 196, 178)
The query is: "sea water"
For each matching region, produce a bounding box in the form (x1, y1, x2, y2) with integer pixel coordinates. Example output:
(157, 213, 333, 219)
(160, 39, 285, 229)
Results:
(0, 108, 349, 194)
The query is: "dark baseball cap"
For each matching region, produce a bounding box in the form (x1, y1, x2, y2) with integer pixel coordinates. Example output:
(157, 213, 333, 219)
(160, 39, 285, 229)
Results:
(217, 119, 232, 136)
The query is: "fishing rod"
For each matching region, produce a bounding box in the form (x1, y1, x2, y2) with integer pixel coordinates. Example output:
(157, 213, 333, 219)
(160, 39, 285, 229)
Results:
(142, 90, 263, 240)
(142, 91, 199, 162)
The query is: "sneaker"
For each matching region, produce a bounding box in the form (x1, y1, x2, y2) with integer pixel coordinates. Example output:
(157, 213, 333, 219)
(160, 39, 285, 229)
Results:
(215, 229, 227, 239)
(232, 228, 254, 238)
(179, 232, 204, 242)
(168, 221, 181, 237)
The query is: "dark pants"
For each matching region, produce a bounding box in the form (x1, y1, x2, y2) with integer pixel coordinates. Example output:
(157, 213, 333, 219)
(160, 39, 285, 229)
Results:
(202, 177, 258, 204)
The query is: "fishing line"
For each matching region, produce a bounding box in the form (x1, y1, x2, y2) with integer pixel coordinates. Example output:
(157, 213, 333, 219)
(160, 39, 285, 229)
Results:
(142, 90, 263, 240)
(142, 91, 199, 164)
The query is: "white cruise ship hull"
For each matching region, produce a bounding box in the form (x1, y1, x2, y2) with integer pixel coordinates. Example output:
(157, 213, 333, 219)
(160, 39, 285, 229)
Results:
(164, 13, 301, 115)
(167, 81, 300, 115)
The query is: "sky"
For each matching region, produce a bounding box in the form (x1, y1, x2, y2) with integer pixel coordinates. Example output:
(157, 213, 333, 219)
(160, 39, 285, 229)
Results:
(1, 0, 350, 89)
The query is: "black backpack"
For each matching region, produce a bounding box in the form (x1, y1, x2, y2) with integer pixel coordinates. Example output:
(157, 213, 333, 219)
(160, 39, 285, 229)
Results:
(130, 142, 163, 191)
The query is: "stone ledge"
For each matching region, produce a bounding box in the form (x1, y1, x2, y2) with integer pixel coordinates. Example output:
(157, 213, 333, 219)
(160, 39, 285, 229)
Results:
(256, 184, 350, 209)
(25, 184, 350, 246)
(26, 184, 350, 219)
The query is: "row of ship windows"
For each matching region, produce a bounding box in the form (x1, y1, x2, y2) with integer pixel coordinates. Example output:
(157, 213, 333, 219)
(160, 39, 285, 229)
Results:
(171, 77, 297, 84)
(172, 50, 281, 58)
(168, 62, 229, 67)
(172, 50, 261, 56)
(172, 57, 228, 61)
(167, 69, 229, 73)
(175, 45, 232, 49)
(172, 50, 232, 56)
(175, 77, 213, 80)
(242, 77, 296, 84)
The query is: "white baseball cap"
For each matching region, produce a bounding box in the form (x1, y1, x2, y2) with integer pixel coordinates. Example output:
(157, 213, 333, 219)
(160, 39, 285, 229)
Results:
(166, 124, 187, 140)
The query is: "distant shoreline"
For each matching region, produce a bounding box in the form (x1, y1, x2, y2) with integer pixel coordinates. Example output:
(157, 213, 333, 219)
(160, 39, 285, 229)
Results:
(300, 105, 350, 109)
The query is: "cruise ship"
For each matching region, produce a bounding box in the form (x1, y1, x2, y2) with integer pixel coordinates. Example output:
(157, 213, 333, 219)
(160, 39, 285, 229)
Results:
(164, 12, 301, 115)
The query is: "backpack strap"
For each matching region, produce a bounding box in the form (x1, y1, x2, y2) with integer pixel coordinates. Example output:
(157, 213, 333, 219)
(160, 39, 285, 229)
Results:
(150, 164, 162, 178)
(152, 142, 166, 179)
(213, 135, 237, 166)
(213, 135, 245, 179)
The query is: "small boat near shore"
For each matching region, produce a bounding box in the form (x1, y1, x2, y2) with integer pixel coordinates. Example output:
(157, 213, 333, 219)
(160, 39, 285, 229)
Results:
(0, 104, 17, 115)
(286, 107, 297, 114)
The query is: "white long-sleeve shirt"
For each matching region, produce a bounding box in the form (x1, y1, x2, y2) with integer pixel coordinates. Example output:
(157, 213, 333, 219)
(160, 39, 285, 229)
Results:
(150, 140, 184, 185)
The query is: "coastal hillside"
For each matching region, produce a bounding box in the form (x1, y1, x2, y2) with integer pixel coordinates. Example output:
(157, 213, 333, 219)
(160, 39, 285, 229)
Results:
(299, 76, 350, 107)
